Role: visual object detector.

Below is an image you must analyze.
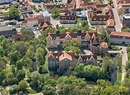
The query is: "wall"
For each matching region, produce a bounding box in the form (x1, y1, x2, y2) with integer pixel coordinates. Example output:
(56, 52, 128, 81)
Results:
(110, 37, 130, 45)
(27, 20, 38, 26)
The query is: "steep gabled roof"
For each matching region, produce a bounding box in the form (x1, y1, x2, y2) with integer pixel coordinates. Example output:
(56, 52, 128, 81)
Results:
(59, 52, 72, 61)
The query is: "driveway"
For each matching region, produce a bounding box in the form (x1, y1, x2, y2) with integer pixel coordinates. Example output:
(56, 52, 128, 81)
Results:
(50, 16, 62, 27)
(121, 46, 128, 81)
(112, 0, 122, 31)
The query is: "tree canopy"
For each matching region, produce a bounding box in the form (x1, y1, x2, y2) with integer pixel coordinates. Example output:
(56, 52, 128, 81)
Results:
(9, 6, 19, 19)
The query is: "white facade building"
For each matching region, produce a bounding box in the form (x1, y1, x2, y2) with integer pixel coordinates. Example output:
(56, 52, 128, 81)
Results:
(110, 32, 130, 45)
(0, 0, 14, 4)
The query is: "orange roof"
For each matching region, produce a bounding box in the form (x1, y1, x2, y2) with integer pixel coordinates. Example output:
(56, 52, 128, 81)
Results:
(70, 0, 76, 5)
(100, 42, 108, 48)
(59, 52, 72, 61)
(77, 0, 82, 8)
(118, 3, 123, 9)
(106, 19, 115, 28)
(48, 51, 55, 58)
(26, 17, 38, 21)
(110, 32, 130, 38)
(42, 22, 49, 28)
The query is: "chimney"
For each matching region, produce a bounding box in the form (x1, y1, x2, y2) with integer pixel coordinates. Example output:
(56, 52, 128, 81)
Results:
(77, 30, 81, 36)
(56, 30, 60, 37)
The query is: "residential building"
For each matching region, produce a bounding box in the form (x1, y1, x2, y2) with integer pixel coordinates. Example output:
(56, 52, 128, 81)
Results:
(39, 22, 52, 30)
(60, 16, 77, 24)
(117, 0, 130, 27)
(23, 17, 38, 26)
(46, 30, 108, 54)
(36, 14, 44, 24)
(89, 4, 113, 25)
(123, 14, 130, 27)
(40, 11, 50, 22)
(0, 26, 16, 37)
(110, 32, 130, 45)
(106, 18, 115, 32)
(117, 0, 130, 15)
(48, 51, 97, 70)
(76, 10, 87, 20)
(81, 2, 98, 10)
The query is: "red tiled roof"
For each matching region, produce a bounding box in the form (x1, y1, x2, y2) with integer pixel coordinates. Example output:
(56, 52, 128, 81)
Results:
(59, 52, 72, 61)
(100, 42, 108, 48)
(82, 2, 98, 9)
(70, 0, 76, 5)
(118, 0, 130, 4)
(77, 0, 82, 8)
(47, 32, 98, 41)
(48, 51, 97, 62)
(110, 32, 130, 38)
(106, 19, 115, 28)
(36, 15, 44, 20)
(26, 17, 38, 21)
(42, 22, 49, 28)
(75, 54, 96, 61)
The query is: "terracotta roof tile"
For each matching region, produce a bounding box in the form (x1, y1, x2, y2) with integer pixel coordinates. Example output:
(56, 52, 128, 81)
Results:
(106, 19, 115, 28)
(118, 0, 130, 4)
(110, 32, 130, 38)
(100, 42, 108, 48)
(70, 0, 76, 5)
(48, 32, 98, 40)
(26, 17, 38, 21)
(59, 52, 72, 61)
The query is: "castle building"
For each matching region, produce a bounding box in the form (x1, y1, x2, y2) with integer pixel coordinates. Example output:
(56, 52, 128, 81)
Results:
(46, 30, 108, 54)
(48, 51, 97, 70)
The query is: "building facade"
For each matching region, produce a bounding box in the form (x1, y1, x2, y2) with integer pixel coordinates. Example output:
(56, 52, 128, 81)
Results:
(46, 30, 108, 54)
(110, 32, 130, 45)
(60, 16, 77, 24)
(23, 17, 38, 27)
(48, 51, 97, 70)
(0, 26, 16, 37)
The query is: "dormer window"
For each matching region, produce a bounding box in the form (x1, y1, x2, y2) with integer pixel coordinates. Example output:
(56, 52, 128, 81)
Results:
(122, 37, 126, 39)
(94, 18, 96, 20)
(65, 35, 72, 40)
(93, 38, 98, 45)
(100, 18, 102, 20)
(47, 36, 52, 41)
(85, 33, 90, 41)
(104, 18, 106, 20)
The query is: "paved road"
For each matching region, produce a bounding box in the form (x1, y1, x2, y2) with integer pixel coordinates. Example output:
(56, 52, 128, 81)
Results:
(50, 16, 62, 27)
(103, 0, 108, 4)
(112, 0, 122, 31)
(121, 46, 128, 81)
